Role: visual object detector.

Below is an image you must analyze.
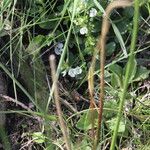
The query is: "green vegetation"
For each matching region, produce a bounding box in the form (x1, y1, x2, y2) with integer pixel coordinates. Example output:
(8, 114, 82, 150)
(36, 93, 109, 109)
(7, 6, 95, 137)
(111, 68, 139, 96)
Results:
(0, 0, 150, 149)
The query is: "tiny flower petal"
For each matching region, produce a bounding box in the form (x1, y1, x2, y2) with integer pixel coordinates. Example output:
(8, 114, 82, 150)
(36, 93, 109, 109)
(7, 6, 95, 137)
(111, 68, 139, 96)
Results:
(68, 68, 76, 77)
(57, 43, 63, 49)
(54, 42, 63, 55)
(80, 27, 88, 35)
(74, 66, 82, 75)
(54, 48, 61, 55)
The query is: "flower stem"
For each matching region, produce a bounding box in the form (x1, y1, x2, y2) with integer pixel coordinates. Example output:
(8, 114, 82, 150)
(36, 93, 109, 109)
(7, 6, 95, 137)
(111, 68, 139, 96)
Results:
(110, 0, 140, 149)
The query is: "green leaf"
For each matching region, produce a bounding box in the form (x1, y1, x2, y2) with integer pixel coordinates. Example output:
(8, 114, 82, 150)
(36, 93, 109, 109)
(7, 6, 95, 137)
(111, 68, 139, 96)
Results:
(93, 0, 105, 14)
(109, 64, 123, 88)
(125, 58, 137, 83)
(123, 7, 134, 18)
(76, 110, 98, 131)
(112, 23, 127, 57)
(111, 73, 121, 88)
(109, 64, 123, 78)
(39, 16, 57, 29)
(106, 118, 125, 133)
(116, 19, 131, 35)
(106, 42, 116, 56)
(104, 100, 118, 119)
(32, 132, 45, 144)
(26, 35, 46, 56)
(133, 66, 150, 82)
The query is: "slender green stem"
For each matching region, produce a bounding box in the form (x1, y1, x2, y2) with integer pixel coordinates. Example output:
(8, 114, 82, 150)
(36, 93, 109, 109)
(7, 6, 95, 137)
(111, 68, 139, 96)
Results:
(46, 0, 79, 112)
(110, 0, 140, 150)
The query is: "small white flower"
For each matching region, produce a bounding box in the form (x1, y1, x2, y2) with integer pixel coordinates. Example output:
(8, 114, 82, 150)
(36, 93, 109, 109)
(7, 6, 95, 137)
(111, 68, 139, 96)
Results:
(74, 66, 82, 75)
(68, 66, 82, 77)
(89, 8, 97, 18)
(80, 27, 88, 35)
(54, 42, 63, 55)
(68, 68, 76, 77)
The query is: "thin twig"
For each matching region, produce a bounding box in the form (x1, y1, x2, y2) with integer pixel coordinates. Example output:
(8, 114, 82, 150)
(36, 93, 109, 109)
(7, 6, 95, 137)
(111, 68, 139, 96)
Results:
(59, 98, 77, 113)
(0, 94, 32, 112)
(0, 94, 42, 122)
(49, 55, 71, 150)
(93, 1, 134, 149)
(88, 50, 97, 139)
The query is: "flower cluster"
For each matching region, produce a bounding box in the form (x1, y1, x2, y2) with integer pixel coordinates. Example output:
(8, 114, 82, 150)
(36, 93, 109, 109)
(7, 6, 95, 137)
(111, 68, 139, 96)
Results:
(79, 8, 97, 35)
(62, 66, 82, 78)
(68, 66, 82, 77)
